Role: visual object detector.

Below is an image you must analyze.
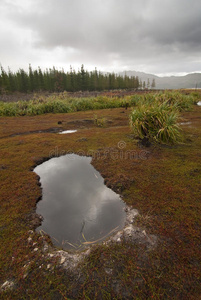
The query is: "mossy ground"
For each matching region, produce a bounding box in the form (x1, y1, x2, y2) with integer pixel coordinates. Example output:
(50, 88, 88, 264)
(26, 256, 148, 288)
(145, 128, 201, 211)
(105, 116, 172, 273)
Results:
(0, 100, 201, 299)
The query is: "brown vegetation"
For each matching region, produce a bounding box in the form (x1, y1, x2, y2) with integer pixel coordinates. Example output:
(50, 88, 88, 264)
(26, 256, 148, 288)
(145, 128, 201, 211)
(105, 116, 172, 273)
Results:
(0, 94, 201, 298)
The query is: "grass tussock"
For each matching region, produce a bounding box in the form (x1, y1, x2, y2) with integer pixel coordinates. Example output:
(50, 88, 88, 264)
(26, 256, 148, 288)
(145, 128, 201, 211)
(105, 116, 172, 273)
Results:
(130, 102, 182, 144)
(130, 91, 197, 144)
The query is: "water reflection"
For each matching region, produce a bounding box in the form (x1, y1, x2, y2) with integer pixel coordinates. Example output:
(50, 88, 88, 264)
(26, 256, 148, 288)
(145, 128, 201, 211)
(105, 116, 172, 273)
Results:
(34, 154, 126, 250)
(59, 130, 77, 134)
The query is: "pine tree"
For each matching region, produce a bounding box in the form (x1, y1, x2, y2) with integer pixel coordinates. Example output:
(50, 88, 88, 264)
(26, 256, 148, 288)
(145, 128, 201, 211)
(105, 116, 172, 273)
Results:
(135, 76, 139, 89)
(151, 78, 156, 89)
(0, 66, 10, 92)
(33, 69, 40, 91)
(80, 64, 86, 91)
(38, 67, 45, 91)
(139, 79, 142, 89)
(28, 64, 35, 91)
(93, 68, 98, 91)
(69, 65, 75, 92)
(16, 69, 29, 92)
(0, 65, 142, 93)
(147, 78, 150, 89)
(8, 68, 16, 92)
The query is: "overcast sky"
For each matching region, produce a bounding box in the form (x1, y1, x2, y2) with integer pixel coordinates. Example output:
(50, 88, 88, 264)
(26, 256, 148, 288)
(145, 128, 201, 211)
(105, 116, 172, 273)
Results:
(1, 0, 201, 76)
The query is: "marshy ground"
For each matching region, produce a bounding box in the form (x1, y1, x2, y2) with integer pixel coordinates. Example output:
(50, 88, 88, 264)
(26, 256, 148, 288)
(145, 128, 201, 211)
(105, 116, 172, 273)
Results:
(0, 92, 201, 299)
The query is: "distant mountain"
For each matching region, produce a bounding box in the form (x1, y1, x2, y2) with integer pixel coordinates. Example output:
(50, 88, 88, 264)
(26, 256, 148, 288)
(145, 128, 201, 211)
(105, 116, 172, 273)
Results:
(119, 71, 201, 89)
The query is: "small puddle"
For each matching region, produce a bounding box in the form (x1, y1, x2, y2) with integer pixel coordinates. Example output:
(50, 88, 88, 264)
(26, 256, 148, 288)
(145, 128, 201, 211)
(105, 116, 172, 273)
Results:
(59, 130, 77, 134)
(197, 101, 201, 106)
(180, 122, 192, 126)
(34, 154, 126, 251)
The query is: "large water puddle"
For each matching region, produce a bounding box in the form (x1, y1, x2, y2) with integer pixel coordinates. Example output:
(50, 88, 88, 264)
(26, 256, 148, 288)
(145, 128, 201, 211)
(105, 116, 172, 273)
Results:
(34, 154, 126, 251)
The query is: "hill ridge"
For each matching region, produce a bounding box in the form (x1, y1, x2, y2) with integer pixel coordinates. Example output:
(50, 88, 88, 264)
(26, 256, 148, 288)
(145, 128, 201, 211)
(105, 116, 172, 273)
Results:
(119, 71, 201, 89)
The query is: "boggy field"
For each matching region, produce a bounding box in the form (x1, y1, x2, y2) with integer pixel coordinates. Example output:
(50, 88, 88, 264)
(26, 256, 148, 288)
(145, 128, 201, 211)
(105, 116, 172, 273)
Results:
(0, 92, 201, 299)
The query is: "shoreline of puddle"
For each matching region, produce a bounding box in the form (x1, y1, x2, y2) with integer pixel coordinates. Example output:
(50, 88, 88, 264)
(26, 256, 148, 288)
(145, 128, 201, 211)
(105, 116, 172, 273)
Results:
(33, 154, 127, 251)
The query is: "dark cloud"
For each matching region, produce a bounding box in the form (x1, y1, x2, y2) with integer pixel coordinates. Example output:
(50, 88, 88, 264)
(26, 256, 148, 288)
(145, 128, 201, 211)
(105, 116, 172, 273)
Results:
(1, 0, 201, 75)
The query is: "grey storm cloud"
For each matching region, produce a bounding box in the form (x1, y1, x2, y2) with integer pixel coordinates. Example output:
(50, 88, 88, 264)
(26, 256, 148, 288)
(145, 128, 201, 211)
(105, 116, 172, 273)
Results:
(1, 0, 201, 75)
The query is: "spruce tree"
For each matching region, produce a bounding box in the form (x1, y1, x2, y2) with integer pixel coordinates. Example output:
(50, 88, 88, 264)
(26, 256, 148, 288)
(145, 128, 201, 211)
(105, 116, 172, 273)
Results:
(147, 78, 150, 89)
(151, 78, 156, 89)
(0, 66, 10, 92)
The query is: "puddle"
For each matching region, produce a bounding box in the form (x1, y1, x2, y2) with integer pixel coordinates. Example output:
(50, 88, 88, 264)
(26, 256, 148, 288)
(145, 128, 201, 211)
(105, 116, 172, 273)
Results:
(197, 101, 201, 106)
(59, 130, 77, 134)
(9, 128, 61, 138)
(34, 154, 126, 251)
(180, 122, 192, 126)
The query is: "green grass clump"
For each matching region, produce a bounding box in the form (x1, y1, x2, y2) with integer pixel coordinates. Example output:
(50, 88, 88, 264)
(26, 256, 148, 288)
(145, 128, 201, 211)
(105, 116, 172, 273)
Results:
(130, 102, 182, 144)
(93, 114, 107, 127)
(127, 94, 144, 106)
(154, 91, 195, 111)
(129, 91, 199, 144)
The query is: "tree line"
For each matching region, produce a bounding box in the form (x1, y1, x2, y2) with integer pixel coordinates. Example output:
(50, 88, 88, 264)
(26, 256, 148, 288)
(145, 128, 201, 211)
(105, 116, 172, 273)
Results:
(0, 64, 142, 94)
